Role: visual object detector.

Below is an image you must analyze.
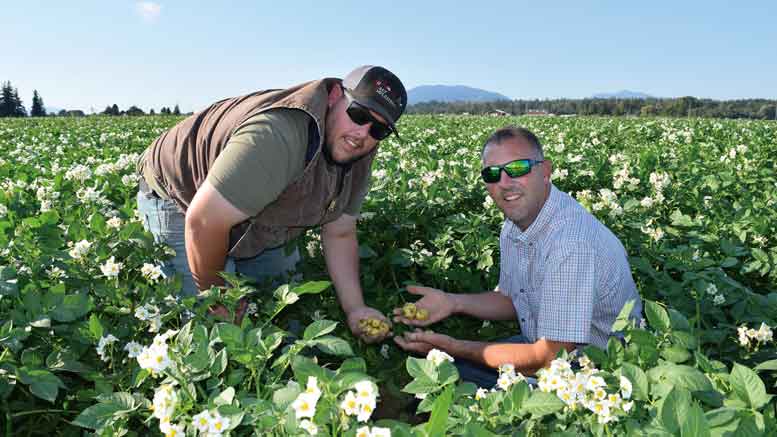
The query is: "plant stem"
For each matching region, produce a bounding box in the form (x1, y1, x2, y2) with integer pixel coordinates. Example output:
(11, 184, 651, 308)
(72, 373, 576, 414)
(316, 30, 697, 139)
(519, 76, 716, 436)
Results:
(11, 408, 68, 418)
(695, 294, 702, 353)
(166, 370, 197, 403)
(3, 401, 12, 436)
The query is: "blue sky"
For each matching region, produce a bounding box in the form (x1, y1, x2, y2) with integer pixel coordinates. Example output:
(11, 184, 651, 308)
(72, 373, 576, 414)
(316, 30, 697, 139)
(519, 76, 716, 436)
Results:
(4, 1, 776, 113)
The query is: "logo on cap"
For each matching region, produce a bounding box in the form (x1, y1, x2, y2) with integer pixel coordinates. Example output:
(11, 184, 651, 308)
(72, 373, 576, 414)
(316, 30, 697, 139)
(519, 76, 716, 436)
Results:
(374, 80, 398, 109)
(376, 80, 392, 93)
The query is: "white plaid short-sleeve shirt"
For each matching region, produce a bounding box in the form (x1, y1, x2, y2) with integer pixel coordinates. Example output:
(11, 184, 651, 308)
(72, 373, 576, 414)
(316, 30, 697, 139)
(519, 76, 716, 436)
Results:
(498, 185, 642, 349)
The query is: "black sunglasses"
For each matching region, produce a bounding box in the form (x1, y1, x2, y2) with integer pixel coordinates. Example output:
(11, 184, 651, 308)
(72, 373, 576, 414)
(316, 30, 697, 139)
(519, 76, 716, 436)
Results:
(481, 159, 544, 183)
(345, 101, 393, 141)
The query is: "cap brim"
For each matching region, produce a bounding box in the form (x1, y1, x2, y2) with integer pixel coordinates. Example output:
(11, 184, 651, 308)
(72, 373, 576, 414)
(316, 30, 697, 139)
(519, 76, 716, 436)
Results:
(344, 90, 400, 138)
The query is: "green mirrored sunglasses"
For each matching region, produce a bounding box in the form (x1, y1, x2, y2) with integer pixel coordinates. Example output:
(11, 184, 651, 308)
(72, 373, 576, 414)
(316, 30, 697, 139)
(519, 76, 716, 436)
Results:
(481, 158, 544, 183)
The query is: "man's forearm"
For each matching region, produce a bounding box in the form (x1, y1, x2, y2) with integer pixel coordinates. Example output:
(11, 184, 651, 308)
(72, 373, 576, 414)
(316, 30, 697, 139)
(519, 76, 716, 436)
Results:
(321, 227, 364, 313)
(450, 291, 517, 321)
(449, 339, 559, 376)
(185, 220, 228, 292)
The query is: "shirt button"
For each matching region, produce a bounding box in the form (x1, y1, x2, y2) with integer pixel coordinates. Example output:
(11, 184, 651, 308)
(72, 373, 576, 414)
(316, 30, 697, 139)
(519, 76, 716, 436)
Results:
(520, 288, 525, 293)
(520, 318, 526, 322)
(528, 243, 533, 246)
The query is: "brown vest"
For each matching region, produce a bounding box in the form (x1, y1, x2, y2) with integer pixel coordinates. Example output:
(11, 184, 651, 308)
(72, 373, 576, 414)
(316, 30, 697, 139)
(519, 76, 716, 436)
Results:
(140, 78, 374, 259)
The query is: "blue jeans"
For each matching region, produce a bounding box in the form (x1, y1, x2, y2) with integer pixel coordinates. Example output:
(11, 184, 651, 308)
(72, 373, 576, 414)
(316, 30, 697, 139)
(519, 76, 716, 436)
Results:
(454, 334, 538, 388)
(136, 190, 301, 297)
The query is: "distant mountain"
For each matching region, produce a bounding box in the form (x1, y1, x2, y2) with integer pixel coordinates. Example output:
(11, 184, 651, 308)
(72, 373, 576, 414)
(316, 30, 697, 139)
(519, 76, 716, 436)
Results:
(408, 85, 511, 105)
(592, 90, 653, 99)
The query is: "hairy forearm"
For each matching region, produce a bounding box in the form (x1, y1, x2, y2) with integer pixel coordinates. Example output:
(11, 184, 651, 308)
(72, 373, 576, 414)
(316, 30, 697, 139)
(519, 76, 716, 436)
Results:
(321, 227, 364, 314)
(450, 291, 517, 321)
(184, 219, 228, 292)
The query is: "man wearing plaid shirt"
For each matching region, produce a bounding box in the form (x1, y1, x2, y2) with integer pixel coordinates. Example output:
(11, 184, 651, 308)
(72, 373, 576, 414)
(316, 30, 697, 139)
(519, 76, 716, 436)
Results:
(393, 126, 642, 387)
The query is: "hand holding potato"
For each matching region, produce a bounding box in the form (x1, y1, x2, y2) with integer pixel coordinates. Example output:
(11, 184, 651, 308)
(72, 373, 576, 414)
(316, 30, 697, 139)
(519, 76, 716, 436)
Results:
(393, 285, 454, 326)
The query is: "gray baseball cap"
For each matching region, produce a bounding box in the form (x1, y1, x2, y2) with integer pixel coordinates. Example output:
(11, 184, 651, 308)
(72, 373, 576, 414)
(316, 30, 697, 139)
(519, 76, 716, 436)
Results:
(342, 65, 407, 134)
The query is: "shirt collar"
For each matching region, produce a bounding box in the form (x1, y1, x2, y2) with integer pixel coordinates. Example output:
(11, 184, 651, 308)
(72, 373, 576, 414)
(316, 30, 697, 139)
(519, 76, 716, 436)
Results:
(506, 184, 561, 243)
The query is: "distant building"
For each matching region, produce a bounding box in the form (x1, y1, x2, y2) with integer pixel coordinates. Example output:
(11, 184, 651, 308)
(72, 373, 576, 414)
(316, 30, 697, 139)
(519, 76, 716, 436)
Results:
(525, 109, 554, 116)
(490, 109, 510, 117)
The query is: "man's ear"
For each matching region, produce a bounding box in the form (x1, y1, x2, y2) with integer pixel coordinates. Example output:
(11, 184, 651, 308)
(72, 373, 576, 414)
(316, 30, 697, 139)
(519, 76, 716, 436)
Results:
(328, 83, 344, 108)
(543, 159, 553, 182)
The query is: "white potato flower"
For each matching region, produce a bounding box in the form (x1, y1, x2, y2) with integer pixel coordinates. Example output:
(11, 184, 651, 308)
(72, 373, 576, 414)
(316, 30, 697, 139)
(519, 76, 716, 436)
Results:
(134, 303, 159, 321)
(106, 216, 122, 229)
(354, 380, 375, 400)
(357, 400, 376, 422)
(96, 334, 118, 362)
(159, 420, 184, 437)
(300, 419, 318, 435)
(303, 376, 321, 402)
(208, 412, 230, 435)
(136, 333, 173, 375)
(99, 256, 123, 279)
(68, 239, 92, 260)
(141, 263, 166, 283)
(123, 341, 143, 358)
(291, 392, 318, 419)
(370, 427, 392, 437)
(426, 349, 454, 366)
(151, 384, 178, 420)
(340, 390, 359, 416)
(619, 376, 632, 399)
(192, 410, 212, 433)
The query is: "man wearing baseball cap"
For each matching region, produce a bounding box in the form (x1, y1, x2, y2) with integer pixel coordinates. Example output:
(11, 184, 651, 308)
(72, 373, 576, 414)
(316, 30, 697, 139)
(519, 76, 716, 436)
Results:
(136, 65, 406, 341)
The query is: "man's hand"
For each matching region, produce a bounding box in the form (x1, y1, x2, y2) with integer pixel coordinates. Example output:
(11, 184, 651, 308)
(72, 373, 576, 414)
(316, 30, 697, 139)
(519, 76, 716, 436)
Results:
(393, 328, 455, 355)
(392, 285, 455, 326)
(208, 304, 232, 321)
(347, 306, 392, 343)
(207, 297, 248, 324)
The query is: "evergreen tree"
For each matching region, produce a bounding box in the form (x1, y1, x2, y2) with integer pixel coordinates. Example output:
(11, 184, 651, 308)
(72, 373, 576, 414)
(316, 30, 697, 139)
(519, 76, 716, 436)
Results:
(149, 108, 156, 115)
(112, 104, 120, 115)
(11, 86, 26, 116)
(31, 90, 46, 117)
(0, 81, 13, 117)
(0, 81, 26, 117)
(125, 106, 145, 116)
(173, 104, 180, 115)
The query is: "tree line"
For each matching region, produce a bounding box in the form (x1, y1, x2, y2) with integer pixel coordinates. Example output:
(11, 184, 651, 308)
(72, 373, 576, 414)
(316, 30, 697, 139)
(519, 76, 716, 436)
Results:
(408, 96, 777, 120)
(0, 80, 183, 118)
(1, 81, 46, 117)
(101, 104, 180, 117)
(5, 79, 776, 120)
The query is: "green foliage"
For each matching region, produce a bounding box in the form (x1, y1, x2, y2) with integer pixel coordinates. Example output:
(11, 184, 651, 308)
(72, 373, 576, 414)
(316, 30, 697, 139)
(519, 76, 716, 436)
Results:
(0, 115, 775, 435)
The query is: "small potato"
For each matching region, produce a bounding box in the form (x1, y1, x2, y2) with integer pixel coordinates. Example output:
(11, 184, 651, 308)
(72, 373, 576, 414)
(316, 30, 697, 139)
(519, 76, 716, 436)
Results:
(401, 303, 429, 321)
(360, 318, 389, 338)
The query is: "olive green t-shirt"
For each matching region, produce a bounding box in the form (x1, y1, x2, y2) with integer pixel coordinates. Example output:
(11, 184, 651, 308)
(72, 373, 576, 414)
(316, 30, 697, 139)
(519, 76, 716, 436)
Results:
(206, 108, 368, 217)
